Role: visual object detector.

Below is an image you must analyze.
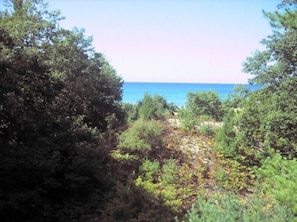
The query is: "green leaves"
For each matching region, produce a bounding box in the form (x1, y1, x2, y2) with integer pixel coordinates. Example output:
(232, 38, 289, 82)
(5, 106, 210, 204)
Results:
(258, 153, 297, 214)
(0, 0, 124, 220)
(118, 119, 164, 157)
(186, 91, 223, 121)
(137, 93, 176, 120)
(178, 192, 294, 222)
(243, 4, 297, 86)
(240, 2, 297, 159)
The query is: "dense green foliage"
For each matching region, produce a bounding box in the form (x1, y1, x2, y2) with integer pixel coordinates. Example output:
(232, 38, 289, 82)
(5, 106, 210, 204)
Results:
(241, 2, 297, 159)
(258, 153, 297, 215)
(118, 119, 164, 157)
(177, 193, 294, 222)
(135, 158, 184, 210)
(178, 91, 224, 133)
(178, 106, 197, 132)
(0, 0, 123, 220)
(123, 1, 297, 219)
(215, 86, 251, 159)
(1, 0, 296, 221)
(213, 2, 297, 220)
(223, 85, 250, 110)
(122, 93, 178, 121)
(217, 1, 297, 163)
(186, 91, 223, 121)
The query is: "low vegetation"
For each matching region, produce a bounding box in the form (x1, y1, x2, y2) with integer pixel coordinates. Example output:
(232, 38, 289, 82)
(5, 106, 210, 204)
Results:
(1, 0, 296, 221)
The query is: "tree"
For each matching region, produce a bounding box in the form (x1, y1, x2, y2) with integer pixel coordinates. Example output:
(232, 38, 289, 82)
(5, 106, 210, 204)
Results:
(258, 153, 297, 215)
(137, 94, 177, 120)
(223, 85, 250, 110)
(118, 119, 164, 158)
(186, 91, 223, 121)
(0, 1, 123, 220)
(240, 1, 297, 158)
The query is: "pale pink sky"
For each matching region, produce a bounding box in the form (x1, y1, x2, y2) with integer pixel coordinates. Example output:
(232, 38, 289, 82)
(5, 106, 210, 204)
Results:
(1, 0, 280, 83)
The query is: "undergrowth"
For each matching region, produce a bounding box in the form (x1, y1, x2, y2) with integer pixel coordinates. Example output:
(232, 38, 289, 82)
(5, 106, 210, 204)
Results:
(107, 116, 295, 221)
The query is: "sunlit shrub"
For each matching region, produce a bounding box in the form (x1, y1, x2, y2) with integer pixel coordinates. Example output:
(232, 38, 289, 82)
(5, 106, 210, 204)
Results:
(135, 176, 158, 194)
(258, 153, 297, 215)
(161, 159, 179, 185)
(138, 93, 178, 120)
(209, 151, 255, 193)
(176, 192, 294, 222)
(118, 119, 164, 157)
(111, 149, 138, 160)
(212, 156, 255, 193)
(178, 107, 197, 133)
(199, 123, 217, 138)
(186, 91, 224, 121)
(136, 158, 184, 211)
(139, 159, 160, 180)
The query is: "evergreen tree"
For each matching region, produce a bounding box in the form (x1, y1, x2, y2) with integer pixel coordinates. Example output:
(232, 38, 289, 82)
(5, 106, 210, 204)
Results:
(240, 1, 297, 158)
(0, 0, 123, 220)
(186, 91, 223, 121)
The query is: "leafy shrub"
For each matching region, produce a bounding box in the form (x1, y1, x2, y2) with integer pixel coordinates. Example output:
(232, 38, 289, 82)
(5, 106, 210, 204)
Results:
(237, 88, 297, 160)
(139, 159, 160, 180)
(215, 109, 238, 157)
(135, 176, 159, 195)
(199, 123, 217, 138)
(138, 93, 157, 120)
(258, 153, 297, 215)
(211, 154, 255, 193)
(138, 93, 178, 120)
(161, 159, 179, 185)
(215, 109, 261, 167)
(122, 102, 138, 122)
(118, 119, 164, 157)
(223, 85, 250, 111)
(135, 158, 185, 211)
(178, 107, 197, 132)
(176, 193, 294, 222)
(111, 149, 138, 160)
(186, 91, 224, 121)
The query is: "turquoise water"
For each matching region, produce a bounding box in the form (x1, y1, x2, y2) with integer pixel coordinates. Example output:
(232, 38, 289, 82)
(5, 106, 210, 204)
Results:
(122, 82, 261, 107)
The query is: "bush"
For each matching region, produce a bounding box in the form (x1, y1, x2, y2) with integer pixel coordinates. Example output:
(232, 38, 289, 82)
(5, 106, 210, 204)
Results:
(122, 102, 139, 122)
(223, 85, 250, 111)
(135, 158, 183, 211)
(139, 159, 160, 180)
(161, 159, 179, 185)
(176, 192, 294, 222)
(258, 153, 297, 215)
(199, 123, 217, 138)
(178, 107, 197, 132)
(100, 182, 177, 222)
(138, 94, 178, 120)
(215, 109, 238, 157)
(186, 91, 224, 121)
(212, 156, 256, 193)
(118, 119, 164, 157)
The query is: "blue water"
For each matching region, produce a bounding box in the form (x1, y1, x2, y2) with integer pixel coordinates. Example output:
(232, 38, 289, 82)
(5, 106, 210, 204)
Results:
(122, 82, 261, 107)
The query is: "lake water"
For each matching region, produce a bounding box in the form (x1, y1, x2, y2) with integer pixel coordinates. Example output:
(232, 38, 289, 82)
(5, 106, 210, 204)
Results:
(122, 82, 261, 107)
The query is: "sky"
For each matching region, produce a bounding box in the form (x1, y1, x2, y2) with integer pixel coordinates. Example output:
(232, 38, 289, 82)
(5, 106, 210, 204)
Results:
(2, 0, 281, 83)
